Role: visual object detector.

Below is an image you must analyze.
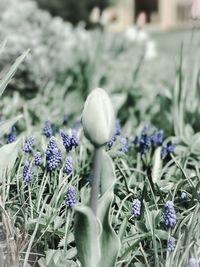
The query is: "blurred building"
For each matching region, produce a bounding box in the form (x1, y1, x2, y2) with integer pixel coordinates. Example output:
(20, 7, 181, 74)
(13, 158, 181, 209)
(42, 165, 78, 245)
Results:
(108, 0, 199, 31)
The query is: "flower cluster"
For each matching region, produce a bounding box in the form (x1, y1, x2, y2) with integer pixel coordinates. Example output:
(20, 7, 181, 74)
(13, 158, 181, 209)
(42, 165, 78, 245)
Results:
(46, 137, 62, 172)
(167, 236, 176, 252)
(34, 152, 42, 166)
(60, 129, 79, 151)
(65, 186, 76, 208)
(44, 120, 54, 138)
(6, 126, 17, 144)
(163, 201, 176, 228)
(133, 124, 175, 157)
(133, 124, 152, 154)
(132, 199, 141, 218)
(64, 157, 73, 174)
(23, 161, 33, 183)
(23, 136, 34, 153)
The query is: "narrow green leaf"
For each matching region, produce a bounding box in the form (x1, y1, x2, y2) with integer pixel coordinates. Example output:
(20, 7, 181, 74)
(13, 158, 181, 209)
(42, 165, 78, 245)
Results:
(0, 141, 19, 182)
(0, 49, 29, 97)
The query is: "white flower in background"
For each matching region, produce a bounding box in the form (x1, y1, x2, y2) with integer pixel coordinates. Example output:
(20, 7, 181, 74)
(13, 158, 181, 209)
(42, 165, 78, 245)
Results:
(191, 0, 200, 19)
(90, 7, 101, 23)
(124, 27, 138, 42)
(136, 12, 147, 28)
(82, 88, 115, 147)
(145, 40, 157, 60)
(124, 27, 148, 43)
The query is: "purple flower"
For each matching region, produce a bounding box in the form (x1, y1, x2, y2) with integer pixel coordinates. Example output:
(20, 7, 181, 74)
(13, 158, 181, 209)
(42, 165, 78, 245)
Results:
(63, 114, 69, 125)
(44, 120, 53, 138)
(132, 199, 141, 218)
(64, 157, 73, 174)
(6, 126, 17, 144)
(23, 136, 34, 153)
(141, 124, 149, 136)
(115, 120, 121, 136)
(60, 130, 72, 152)
(161, 143, 176, 159)
(180, 191, 188, 200)
(197, 192, 200, 203)
(187, 258, 197, 267)
(107, 135, 116, 150)
(66, 186, 76, 208)
(34, 152, 42, 166)
(23, 161, 33, 183)
(71, 130, 79, 148)
(120, 137, 129, 153)
(163, 201, 176, 228)
(150, 129, 164, 145)
(167, 236, 176, 252)
(46, 137, 62, 172)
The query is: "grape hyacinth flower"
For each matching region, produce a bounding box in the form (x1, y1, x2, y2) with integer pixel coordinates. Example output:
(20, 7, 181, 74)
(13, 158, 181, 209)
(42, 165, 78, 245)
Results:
(46, 137, 62, 172)
(60, 130, 72, 152)
(132, 199, 141, 218)
(34, 152, 42, 166)
(64, 157, 73, 174)
(163, 201, 176, 228)
(161, 143, 176, 159)
(23, 161, 33, 183)
(63, 114, 69, 125)
(107, 120, 121, 149)
(150, 129, 164, 145)
(23, 136, 34, 153)
(43, 119, 53, 138)
(6, 126, 17, 144)
(115, 120, 121, 136)
(71, 129, 79, 148)
(181, 191, 188, 200)
(66, 186, 76, 208)
(167, 236, 176, 252)
(187, 258, 197, 267)
(120, 137, 129, 153)
(107, 135, 116, 150)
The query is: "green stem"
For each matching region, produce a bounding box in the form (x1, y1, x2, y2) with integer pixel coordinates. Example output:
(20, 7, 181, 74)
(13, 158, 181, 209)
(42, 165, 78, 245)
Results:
(64, 209, 71, 251)
(90, 147, 103, 215)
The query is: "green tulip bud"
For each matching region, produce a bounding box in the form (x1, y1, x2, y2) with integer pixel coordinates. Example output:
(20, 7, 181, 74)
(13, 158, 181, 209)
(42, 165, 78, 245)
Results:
(82, 88, 115, 147)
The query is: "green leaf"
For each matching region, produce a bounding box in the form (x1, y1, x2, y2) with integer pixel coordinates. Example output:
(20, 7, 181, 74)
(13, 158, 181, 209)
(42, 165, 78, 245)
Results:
(0, 115, 23, 137)
(0, 49, 29, 97)
(74, 205, 101, 267)
(0, 141, 19, 182)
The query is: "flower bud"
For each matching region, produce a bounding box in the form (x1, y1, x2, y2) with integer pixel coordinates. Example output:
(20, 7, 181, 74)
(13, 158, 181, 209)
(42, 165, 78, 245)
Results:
(82, 88, 115, 147)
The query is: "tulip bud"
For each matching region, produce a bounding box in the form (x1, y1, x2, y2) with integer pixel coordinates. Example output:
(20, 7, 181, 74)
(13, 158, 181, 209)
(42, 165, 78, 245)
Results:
(82, 88, 115, 147)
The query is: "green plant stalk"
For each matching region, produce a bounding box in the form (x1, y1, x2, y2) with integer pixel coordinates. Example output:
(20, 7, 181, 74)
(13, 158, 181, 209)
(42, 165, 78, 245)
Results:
(90, 147, 103, 215)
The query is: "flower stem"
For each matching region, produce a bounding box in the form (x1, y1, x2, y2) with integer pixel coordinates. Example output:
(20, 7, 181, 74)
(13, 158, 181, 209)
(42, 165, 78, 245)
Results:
(90, 147, 103, 215)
